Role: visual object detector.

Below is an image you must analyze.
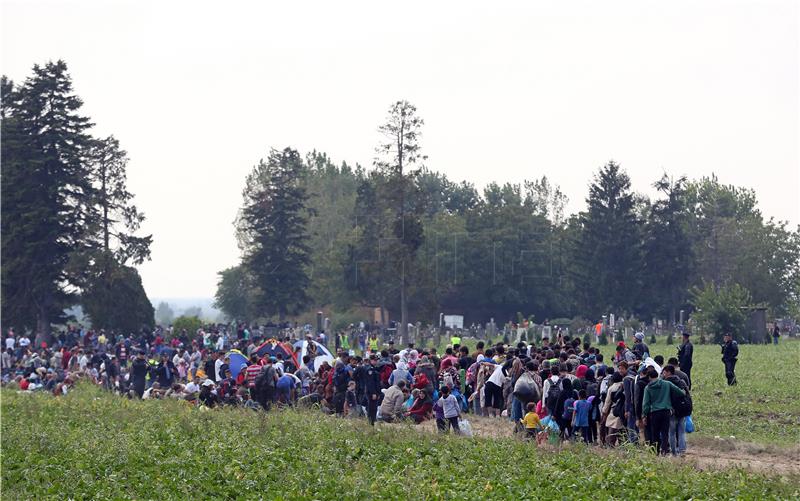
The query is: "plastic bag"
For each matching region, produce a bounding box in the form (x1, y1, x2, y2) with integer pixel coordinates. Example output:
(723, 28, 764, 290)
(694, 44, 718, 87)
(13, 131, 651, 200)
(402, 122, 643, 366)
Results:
(458, 418, 473, 437)
(541, 415, 560, 432)
(685, 415, 695, 433)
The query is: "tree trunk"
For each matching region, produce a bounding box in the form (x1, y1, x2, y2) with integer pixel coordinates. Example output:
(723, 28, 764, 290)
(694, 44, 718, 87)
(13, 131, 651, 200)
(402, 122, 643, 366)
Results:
(34, 307, 52, 348)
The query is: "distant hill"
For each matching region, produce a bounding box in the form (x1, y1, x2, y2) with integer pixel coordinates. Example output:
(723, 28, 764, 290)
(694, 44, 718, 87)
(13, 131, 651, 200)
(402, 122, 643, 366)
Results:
(150, 297, 222, 321)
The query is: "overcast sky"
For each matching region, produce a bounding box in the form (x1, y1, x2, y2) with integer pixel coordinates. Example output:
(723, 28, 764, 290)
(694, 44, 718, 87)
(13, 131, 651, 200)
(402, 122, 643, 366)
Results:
(2, 0, 798, 299)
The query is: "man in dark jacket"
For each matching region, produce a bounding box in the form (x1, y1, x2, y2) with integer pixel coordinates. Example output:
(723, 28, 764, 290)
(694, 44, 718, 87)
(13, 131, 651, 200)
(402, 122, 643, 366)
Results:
(130, 351, 148, 398)
(677, 332, 693, 388)
(721, 333, 738, 386)
(364, 354, 382, 426)
(156, 353, 176, 388)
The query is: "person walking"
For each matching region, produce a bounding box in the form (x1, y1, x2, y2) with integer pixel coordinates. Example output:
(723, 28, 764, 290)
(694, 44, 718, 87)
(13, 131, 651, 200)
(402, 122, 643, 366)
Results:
(721, 333, 738, 386)
(772, 323, 780, 345)
(642, 366, 686, 455)
(677, 332, 693, 389)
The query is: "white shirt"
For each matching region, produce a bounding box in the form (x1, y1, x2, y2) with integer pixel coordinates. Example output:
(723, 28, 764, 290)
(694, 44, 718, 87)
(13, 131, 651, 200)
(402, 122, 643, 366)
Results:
(214, 359, 223, 381)
(488, 364, 506, 386)
(19, 336, 31, 348)
(185, 381, 200, 393)
(215, 336, 225, 351)
(79, 355, 89, 370)
(5, 337, 15, 350)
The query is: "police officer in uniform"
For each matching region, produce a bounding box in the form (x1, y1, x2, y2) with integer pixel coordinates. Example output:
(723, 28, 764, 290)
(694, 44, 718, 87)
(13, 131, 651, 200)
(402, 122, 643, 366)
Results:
(721, 333, 738, 386)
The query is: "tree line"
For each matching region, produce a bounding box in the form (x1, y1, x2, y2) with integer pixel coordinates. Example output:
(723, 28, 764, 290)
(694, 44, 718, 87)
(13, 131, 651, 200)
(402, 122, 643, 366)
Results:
(216, 102, 800, 331)
(1, 61, 154, 341)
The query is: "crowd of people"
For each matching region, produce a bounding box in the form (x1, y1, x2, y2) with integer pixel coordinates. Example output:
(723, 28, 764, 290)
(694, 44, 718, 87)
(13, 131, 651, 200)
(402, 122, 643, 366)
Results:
(2, 321, 703, 456)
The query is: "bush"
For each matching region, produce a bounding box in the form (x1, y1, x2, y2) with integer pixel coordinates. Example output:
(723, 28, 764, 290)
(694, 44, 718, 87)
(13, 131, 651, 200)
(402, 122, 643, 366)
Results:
(172, 315, 202, 336)
(614, 330, 624, 343)
(666, 332, 674, 345)
(583, 333, 591, 345)
(691, 282, 751, 343)
(650, 333, 657, 345)
(599, 334, 609, 345)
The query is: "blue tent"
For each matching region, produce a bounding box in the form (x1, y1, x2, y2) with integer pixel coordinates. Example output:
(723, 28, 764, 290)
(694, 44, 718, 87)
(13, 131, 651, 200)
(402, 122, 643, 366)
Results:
(226, 350, 249, 379)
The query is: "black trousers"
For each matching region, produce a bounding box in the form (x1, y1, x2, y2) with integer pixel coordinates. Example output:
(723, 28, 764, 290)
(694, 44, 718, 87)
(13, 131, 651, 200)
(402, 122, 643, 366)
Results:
(647, 409, 671, 455)
(367, 395, 379, 425)
(683, 367, 692, 390)
(724, 359, 737, 386)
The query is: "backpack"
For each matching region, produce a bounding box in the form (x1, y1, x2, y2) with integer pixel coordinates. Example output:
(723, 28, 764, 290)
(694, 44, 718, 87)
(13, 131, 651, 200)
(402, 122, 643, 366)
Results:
(442, 370, 455, 389)
(671, 384, 693, 418)
(379, 364, 393, 386)
(333, 366, 349, 391)
(254, 365, 276, 396)
(545, 379, 562, 414)
(466, 361, 480, 386)
(562, 398, 576, 421)
(611, 386, 625, 418)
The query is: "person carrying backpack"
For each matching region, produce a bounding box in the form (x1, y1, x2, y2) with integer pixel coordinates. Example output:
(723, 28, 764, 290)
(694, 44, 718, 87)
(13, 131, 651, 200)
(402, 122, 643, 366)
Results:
(254, 358, 278, 410)
(662, 364, 691, 455)
(601, 372, 625, 447)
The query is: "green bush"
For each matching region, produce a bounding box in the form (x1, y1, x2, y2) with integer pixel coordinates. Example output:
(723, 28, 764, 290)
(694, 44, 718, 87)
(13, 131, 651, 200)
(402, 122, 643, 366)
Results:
(650, 333, 657, 345)
(691, 282, 751, 343)
(614, 330, 624, 343)
(172, 315, 202, 336)
(666, 332, 674, 345)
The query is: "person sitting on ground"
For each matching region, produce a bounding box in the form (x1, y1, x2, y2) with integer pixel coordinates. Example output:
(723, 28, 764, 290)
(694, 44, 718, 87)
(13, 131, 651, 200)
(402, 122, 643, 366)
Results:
(379, 380, 408, 423)
(406, 388, 433, 424)
(198, 379, 219, 408)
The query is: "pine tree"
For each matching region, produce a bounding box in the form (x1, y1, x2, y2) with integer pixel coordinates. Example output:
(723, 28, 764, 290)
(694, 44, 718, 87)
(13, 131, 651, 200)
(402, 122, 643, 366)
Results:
(643, 174, 691, 324)
(79, 135, 152, 330)
(575, 161, 644, 317)
(1, 61, 94, 340)
(236, 148, 311, 320)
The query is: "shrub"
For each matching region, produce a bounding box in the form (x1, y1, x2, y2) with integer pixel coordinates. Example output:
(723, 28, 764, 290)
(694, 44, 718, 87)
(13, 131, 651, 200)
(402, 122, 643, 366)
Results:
(666, 332, 674, 345)
(650, 333, 657, 345)
(614, 330, 624, 343)
(172, 315, 202, 336)
(691, 282, 751, 343)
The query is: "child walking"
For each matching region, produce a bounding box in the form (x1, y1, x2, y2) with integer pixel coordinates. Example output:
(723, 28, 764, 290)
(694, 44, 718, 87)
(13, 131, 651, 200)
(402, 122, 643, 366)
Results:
(437, 385, 461, 434)
(572, 390, 592, 444)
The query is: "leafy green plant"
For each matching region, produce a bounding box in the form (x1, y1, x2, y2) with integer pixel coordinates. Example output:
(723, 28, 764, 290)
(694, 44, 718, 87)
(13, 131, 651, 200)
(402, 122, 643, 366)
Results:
(691, 282, 751, 343)
(3, 372, 799, 500)
(666, 331, 674, 345)
(172, 315, 202, 335)
(649, 333, 657, 345)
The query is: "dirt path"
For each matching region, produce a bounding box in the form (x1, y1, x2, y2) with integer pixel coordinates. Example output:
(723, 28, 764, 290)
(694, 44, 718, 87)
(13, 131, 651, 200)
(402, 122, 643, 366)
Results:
(406, 415, 800, 477)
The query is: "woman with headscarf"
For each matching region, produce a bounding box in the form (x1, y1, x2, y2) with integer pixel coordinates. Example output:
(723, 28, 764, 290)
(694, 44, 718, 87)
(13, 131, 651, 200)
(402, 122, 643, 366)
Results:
(602, 372, 625, 446)
(406, 388, 433, 423)
(554, 378, 577, 440)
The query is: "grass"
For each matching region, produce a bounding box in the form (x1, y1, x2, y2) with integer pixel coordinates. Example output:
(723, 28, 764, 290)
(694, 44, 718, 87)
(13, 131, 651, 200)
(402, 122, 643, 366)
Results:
(2, 384, 799, 500)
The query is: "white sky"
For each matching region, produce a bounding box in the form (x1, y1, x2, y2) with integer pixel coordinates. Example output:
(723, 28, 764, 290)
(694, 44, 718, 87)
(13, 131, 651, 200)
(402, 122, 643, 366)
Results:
(2, 0, 798, 299)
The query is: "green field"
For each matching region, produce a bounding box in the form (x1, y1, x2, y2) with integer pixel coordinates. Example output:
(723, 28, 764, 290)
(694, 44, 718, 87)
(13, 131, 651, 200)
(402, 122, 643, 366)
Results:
(636, 339, 800, 445)
(2, 382, 799, 499)
(2, 340, 799, 499)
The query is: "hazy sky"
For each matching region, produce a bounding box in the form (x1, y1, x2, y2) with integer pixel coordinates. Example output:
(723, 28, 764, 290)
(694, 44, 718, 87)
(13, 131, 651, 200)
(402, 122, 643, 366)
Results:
(2, 0, 798, 299)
